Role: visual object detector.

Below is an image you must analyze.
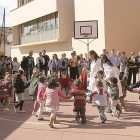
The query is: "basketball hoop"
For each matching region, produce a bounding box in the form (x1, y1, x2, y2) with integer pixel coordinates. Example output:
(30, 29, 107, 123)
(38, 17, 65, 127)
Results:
(80, 33, 91, 37)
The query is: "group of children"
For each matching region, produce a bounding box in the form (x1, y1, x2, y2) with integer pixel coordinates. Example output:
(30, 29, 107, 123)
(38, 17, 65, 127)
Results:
(0, 65, 140, 128)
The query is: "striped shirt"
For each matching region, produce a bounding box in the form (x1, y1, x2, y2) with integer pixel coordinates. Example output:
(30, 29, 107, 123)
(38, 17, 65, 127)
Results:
(0, 81, 12, 99)
(67, 87, 86, 105)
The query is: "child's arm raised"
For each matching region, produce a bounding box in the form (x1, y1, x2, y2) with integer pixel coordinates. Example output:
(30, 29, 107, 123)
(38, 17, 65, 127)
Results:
(58, 88, 67, 99)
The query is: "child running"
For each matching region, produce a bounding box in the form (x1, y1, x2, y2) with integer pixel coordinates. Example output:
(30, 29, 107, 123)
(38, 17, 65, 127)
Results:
(106, 77, 121, 118)
(13, 73, 28, 113)
(0, 74, 13, 111)
(87, 81, 110, 123)
(67, 79, 87, 124)
(58, 71, 73, 96)
(36, 75, 47, 120)
(45, 78, 67, 128)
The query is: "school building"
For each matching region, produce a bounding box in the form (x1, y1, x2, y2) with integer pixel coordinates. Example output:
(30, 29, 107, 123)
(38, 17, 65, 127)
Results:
(10, 0, 140, 62)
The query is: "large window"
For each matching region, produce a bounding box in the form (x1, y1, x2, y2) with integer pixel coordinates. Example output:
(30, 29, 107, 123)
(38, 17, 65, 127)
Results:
(20, 12, 59, 37)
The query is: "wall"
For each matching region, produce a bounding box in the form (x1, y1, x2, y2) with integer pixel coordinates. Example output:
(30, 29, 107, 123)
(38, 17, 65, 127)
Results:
(104, 0, 140, 57)
(72, 0, 106, 55)
(11, 0, 57, 26)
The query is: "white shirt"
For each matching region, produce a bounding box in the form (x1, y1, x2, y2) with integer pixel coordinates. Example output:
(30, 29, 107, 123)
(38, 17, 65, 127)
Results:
(12, 62, 20, 72)
(89, 58, 102, 92)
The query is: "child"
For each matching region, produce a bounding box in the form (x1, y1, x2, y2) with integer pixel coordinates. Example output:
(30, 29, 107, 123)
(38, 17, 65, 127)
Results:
(120, 78, 133, 111)
(36, 75, 47, 120)
(7, 64, 11, 73)
(1, 63, 8, 79)
(0, 74, 13, 111)
(96, 70, 104, 81)
(79, 68, 87, 91)
(13, 73, 28, 113)
(87, 81, 110, 123)
(47, 69, 58, 82)
(106, 77, 121, 118)
(27, 67, 40, 115)
(45, 78, 67, 128)
(19, 70, 27, 86)
(67, 79, 86, 124)
(92, 70, 104, 106)
(58, 71, 73, 96)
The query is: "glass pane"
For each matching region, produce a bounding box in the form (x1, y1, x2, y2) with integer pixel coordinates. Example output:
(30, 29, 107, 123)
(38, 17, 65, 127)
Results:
(24, 23, 28, 35)
(51, 13, 55, 29)
(43, 16, 47, 31)
(34, 20, 37, 34)
(30, 21, 34, 34)
(56, 12, 59, 28)
(38, 18, 43, 32)
(21, 24, 24, 36)
(28, 22, 31, 35)
(46, 15, 51, 30)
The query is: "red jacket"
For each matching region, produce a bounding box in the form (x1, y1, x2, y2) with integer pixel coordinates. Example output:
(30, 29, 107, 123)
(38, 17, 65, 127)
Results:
(79, 73, 87, 91)
(58, 76, 73, 90)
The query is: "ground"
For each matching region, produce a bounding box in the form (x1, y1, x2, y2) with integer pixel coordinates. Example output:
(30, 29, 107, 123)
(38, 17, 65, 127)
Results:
(0, 86, 140, 140)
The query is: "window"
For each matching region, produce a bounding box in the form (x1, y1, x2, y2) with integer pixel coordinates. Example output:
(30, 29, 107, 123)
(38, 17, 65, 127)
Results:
(38, 18, 43, 32)
(21, 24, 24, 36)
(34, 20, 37, 34)
(24, 23, 28, 35)
(51, 13, 55, 29)
(43, 16, 47, 31)
(27, 22, 31, 35)
(19, 12, 59, 37)
(56, 12, 59, 28)
(46, 15, 51, 30)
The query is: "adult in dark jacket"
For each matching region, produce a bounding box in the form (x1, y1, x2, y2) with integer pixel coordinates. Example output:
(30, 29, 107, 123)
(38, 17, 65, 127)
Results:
(21, 56, 27, 77)
(127, 52, 137, 86)
(42, 50, 50, 77)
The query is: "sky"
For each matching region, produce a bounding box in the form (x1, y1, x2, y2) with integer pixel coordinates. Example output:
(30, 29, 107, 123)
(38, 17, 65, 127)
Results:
(0, 0, 17, 27)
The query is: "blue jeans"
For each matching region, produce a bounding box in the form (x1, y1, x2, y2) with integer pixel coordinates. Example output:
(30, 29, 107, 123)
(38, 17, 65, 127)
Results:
(97, 106, 107, 121)
(65, 87, 69, 96)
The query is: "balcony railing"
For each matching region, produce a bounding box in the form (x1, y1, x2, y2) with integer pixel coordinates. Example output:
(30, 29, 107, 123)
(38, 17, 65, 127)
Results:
(20, 28, 59, 45)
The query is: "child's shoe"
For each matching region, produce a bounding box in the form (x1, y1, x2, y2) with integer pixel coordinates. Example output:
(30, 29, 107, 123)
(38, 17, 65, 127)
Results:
(102, 120, 106, 123)
(19, 110, 25, 113)
(117, 111, 120, 118)
(49, 118, 54, 128)
(13, 107, 16, 113)
(75, 117, 80, 123)
(3, 107, 9, 111)
(54, 117, 56, 124)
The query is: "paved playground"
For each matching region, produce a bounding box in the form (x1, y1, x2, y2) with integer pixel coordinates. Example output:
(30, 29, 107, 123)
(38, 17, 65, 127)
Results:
(0, 87, 140, 140)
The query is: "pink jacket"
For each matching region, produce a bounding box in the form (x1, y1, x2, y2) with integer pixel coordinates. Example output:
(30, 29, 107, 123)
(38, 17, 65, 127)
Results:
(45, 87, 67, 106)
(37, 83, 47, 101)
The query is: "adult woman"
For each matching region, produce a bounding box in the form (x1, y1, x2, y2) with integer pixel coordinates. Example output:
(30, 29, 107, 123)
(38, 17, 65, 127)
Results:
(36, 52, 45, 72)
(89, 50, 102, 92)
(58, 53, 68, 77)
(69, 52, 78, 80)
(127, 52, 137, 85)
(48, 54, 58, 75)
(78, 54, 87, 76)
(120, 51, 128, 78)
(12, 57, 20, 74)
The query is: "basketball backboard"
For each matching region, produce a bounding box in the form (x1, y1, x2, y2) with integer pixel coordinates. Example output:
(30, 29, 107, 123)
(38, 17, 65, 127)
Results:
(74, 20, 98, 39)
